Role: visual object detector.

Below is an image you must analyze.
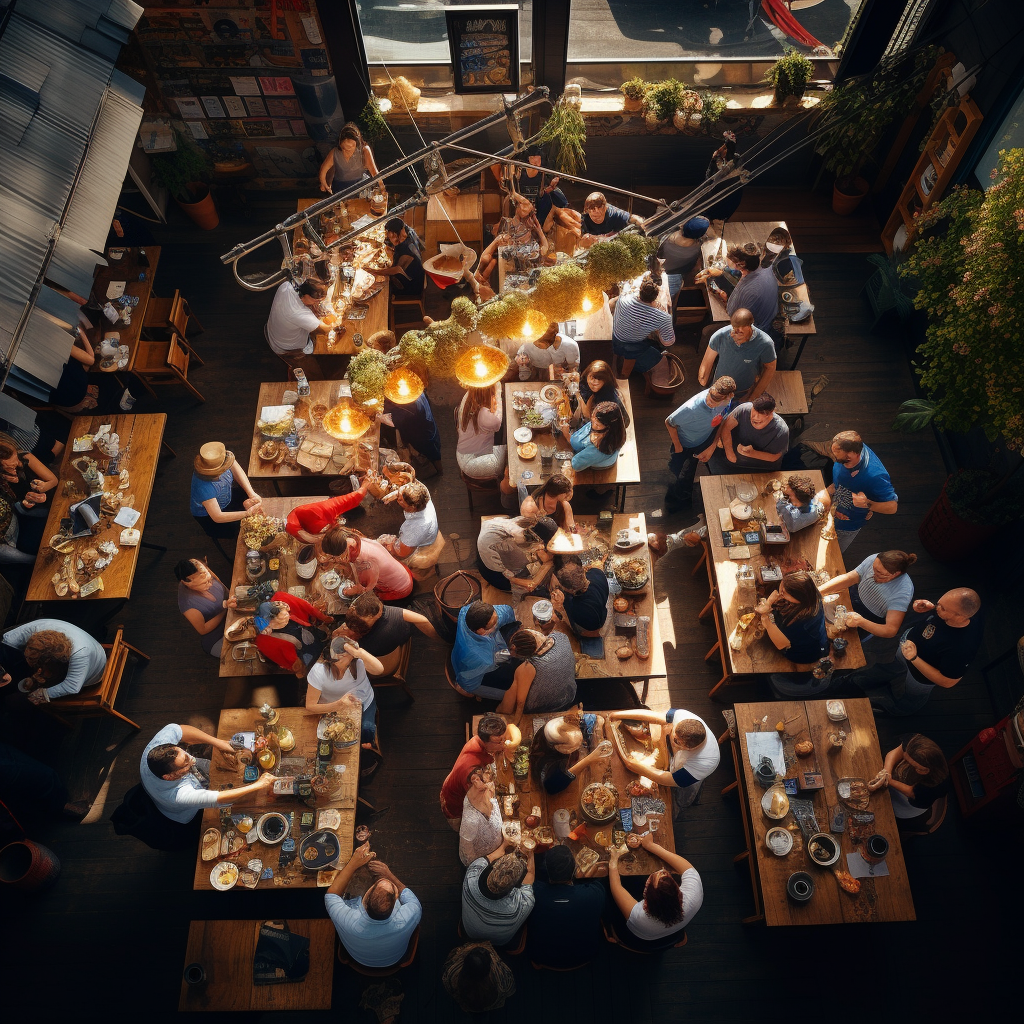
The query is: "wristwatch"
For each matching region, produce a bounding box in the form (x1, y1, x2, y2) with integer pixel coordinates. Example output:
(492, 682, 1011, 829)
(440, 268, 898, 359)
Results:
(767, 613, 776, 626)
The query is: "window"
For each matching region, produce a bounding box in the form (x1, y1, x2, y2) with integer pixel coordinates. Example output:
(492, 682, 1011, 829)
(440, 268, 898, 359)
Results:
(884, 0, 939, 58)
(973, 86, 1024, 187)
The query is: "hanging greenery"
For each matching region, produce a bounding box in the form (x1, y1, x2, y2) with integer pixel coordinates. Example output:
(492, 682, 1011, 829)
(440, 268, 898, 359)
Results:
(399, 329, 435, 366)
(532, 262, 588, 322)
(357, 96, 389, 143)
(533, 99, 587, 176)
(478, 289, 531, 338)
(449, 295, 480, 331)
(348, 348, 388, 406)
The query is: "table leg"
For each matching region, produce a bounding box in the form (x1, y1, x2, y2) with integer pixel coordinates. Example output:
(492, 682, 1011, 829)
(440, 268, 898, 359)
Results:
(786, 334, 810, 370)
(730, 739, 765, 924)
(615, 485, 625, 512)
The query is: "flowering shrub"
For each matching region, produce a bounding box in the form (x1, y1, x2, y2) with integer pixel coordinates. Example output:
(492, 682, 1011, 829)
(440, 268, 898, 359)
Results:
(900, 148, 1024, 451)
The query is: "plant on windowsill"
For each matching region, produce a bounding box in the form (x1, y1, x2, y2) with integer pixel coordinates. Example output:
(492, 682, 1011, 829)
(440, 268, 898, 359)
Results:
(698, 92, 729, 128)
(358, 95, 389, 143)
(672, 90, 703, 131)
(765, 48, 815, 105)
(643, 79, 684, 130)
(532, 95, 587, 176)
(619, 77, 648, 113)
(150, 131, 219, 229)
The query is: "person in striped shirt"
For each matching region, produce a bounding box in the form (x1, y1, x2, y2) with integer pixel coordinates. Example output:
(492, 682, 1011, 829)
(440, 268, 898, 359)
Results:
(611, 274, 675, 375)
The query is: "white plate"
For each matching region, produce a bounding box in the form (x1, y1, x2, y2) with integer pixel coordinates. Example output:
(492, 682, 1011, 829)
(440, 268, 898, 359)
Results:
(765, 826, 793, 857)
(319, 571, 341, 591)
(210, 861, 239, 890)
(761, 785, 790, 820)
(730, 499, 753, 520)
(826, 699, 847, 722)
(513, 427, 533, 443)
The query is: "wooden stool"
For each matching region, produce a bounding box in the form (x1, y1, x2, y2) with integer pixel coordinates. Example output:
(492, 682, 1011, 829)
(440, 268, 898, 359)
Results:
(336, 926, 419, 976)
(459, 469, 500, 513)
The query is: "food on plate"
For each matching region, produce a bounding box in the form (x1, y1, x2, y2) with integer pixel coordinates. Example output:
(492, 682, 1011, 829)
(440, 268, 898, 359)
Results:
(613, 597, 630, 613)
(616, 645, 633, 660)
(521, 409, 547, 428)
(323, 717, 357, 743)
(202, 829, 221, 861)
(575, 847, 601, 874)
(837, 778, 871, 810)
(737, 611, 756, 631)
(518, 442, 537, 459)
(512, 744, 531, 778)
(304, 847, 319, 862)
(241, 512, 282, 550)
(826, 699, 847, 720)
(795, 740, 814, 757)
(834, 869, 861, 894)
(626, 779, 652, 797)
(622, 720, 651, 742)
(808, 838, 835, 863)
(258, 440, 280, 461)
(581, 783, 617, 819)
(625, 832, 642, 848)
(770, 790, 788, 817)
(612, 556, 649, 589)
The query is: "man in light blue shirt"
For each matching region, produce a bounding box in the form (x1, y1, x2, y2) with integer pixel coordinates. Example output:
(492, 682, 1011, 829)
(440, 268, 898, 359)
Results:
(453, 600, 518, 699)
(326, 845, 422, 967)
(829, 430, 899, 553)
(664, 375, 737, 510)
(2, 618, 107, 703)
(697, 309, 776, 401)
(462, 845, 536, 946)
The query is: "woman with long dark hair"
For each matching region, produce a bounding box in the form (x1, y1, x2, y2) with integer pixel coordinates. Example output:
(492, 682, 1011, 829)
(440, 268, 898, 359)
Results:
(879, 734, 950, 831)
(569, 359, 629, 424)
(520, 473, 574, 530)
(318, 122, 379, 195)
(562, 400, 626, 472)
(757, 570, 831, 698)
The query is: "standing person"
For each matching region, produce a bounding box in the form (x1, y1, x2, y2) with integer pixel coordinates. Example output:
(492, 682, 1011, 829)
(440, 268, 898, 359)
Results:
(550, 563, 608, 635)
(305, 637, 384, 745)
(50, 321, 97, 413)
(376, 218, 424, 296)
(754, 571, 830, 698)
(452, 600, 519, 698)
(658, 216, 710, 300)
(442, 942, 516, 1013)
(343, 592, 439, 656)
(611, 274, 675, 377)
(608, 708, 720, 814)
(698, 242, 778, 334)
(455, 384, 506, 480)
(325, 845, 422, 969)
(515, 322, 580, 380)
(527, 844, 606, 968)
(381, 390, 443, 474)
(440, 713, 508, 830)
(264, 278, 330, 380)
(828, 431, 899, 553)
(495, 629, 577, 723)
(818, 550, 917, 640)
(776, 473, 828, 533)
(607, 833, 703, 950)
(697, 309, 776, 401)
(710, 394, 789, 474)
(663, 375, 736, 511)
(461, 845, 536, 946)
(174, 558, 228, 658)
(1, 619, 106, 704)
(848, 589, 983, 715)
(190, 442, 262, 539)
(579, 192, 642, 247)
(318, 122, 379, 194)
(458, 764, 504, 866)
(879, 734, 950, 830)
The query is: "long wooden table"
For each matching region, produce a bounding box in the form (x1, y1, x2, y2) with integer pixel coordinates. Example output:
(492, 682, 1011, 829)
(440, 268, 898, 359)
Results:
(193, 705, 360, 890)
(476, 709, 678, 878)
(26, 413, 166, 603)
(769, 370, 808, 417)
(179, 919, 335, 1011)
(246, 381, 380, 486)
(698, 471, 864, 698)
(295, 198, 389, 356)
(504, 380, 639, 508)
(731, 698, 915, 925)
(89, 245, 161, 372)
(219, 495, 350, 678)
(480, 513, 665, 683)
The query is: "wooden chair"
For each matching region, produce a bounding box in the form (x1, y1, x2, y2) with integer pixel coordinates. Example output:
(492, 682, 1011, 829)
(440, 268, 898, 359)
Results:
(719, 732, 764, 923)
(143, 288, 205, 345)
(133, 334, 205, 402)
(336, 925, 419, 976)
(41, 626, 148, 730)
(899, 794, 948, 837)
(459, 469, 500, 513)
(601, 918, 687, 952)
(445, 652, 481, 701)
(389, 285, 427, 335)
(372, 638, 414, 702)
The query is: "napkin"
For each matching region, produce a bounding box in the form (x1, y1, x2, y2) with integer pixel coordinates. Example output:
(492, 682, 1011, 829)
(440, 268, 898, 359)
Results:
(847, 852, 889, 878)
(745, 732, 785, 775)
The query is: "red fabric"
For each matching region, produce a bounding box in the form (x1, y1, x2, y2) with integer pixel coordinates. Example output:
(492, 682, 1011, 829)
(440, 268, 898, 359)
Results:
(286, 492, 365, 538)
(270, 590, 331, 627)
(760, 1, 823, 49)
(255, 633, 303, 671)
(426, 269, 462, 290)
(439, 737, 491, 819)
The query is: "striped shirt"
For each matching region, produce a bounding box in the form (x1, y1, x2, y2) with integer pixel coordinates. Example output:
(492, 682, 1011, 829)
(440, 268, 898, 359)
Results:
(612, 295, 675, 346)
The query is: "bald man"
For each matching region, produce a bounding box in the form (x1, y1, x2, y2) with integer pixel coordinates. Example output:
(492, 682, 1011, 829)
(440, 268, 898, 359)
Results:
(697, 309, 776, 402)
(848, 589, 984, 715)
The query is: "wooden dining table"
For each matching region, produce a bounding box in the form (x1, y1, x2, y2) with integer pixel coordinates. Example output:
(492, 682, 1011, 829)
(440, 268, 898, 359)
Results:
(26, 413, 166, 603)
(89, 245, 161, 373)
(728, 698, 916, 926)
(193, 705, 361, 891)
(476, 709, 678, 878)
(698, 471, 864, 699)
(504, 380, 639, 510)
(295, 199, 389, 356)
(246, 381, 381, 489)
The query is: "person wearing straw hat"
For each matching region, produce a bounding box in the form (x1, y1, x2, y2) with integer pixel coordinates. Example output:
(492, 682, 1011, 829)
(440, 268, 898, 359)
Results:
(190, 442, 262, 538)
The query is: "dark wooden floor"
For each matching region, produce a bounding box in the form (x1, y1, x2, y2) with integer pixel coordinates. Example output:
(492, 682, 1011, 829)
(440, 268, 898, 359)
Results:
(5, 190, 1021, 1020)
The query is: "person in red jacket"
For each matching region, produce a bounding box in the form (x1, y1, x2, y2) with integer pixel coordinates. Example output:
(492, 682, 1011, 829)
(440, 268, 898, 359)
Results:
(252, 592, 333, 677)
(285, 479, 371, 543)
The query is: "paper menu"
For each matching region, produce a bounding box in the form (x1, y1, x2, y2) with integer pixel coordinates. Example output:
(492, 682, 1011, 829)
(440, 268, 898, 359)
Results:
(114, 506, 140, 528)
(745, 731, 785, 776)
(105, 282, 126, 300)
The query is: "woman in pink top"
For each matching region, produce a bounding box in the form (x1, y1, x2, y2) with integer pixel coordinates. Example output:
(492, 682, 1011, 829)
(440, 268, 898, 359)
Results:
(455, 384, 506, 480)
(318, 525, 413, 601)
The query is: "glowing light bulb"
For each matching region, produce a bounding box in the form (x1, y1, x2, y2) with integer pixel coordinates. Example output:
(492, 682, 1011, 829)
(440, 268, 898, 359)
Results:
(581, 296, 593, 313)
(340, 414, 351, 432)
(474, 358, 487, 378)
(397, 379, 410, 397)
(522, 321, 533, 337)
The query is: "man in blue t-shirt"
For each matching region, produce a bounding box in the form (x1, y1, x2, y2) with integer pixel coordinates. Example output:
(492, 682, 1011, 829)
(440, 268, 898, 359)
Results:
(663, 375, 737, 510)
(828, 431, 899, 553)
(580, 192, 641, 247)
(698, 309, 777, 401)
(452, 600, 517, 699)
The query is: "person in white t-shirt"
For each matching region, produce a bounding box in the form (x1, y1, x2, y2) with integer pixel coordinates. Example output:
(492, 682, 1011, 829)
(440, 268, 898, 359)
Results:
(608, 708, 720, 813)
(305, 637, 384, 748)
(607, 833, 703, 949)
(515, 322, 580, 380)
(378, 481, 439, 562)
(265, 278, 331, 379)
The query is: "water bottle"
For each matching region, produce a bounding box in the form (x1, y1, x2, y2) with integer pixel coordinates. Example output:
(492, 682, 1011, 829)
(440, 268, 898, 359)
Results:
(517, 470, 534, 506)
(293, 368, 310, 398)
(606, 569, 621, 597)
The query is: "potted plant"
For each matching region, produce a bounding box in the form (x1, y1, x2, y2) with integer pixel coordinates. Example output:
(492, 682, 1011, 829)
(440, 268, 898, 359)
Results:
(765, 48, 815, 105)
(532, 96, 587, 176)
(815, 46, 938, 214)
(643, 79, 684, 130)
(357, 95, 389, 143)
(619, 77, 647, 113)
(672, 90, 703, 131)
(150, 132, 219, 229)
(698, 92, 729, 128)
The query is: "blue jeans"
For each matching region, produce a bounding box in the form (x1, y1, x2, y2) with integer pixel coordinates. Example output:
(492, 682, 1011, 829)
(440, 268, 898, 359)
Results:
(360, 696, 377, 743)
(665, 273, 683, 300)
(847, 638, 935, 715)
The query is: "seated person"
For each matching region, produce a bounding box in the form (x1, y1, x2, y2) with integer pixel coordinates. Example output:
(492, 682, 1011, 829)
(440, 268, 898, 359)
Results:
(579, 192, 642, 248)
(375, 218, 424, 295)
(568, 360, 629, 423)
(285, 481, 371, 543)
(378, 481, 439, 562)
(191, 442, 262, 538)
(475, 196, 548, 285)
(175, 558, 228, 658)
(344, 591, 439, 657)
(459, 764, 504, 866)
(775, 473, 827, 533)
(456, 384, 507, 481)
(305, 636, 384, 746)
(756, 572, 831, 698)
(563, 401, 626, 473)
(608, 708, 720, 814)
(452, 600, 518, 699)
(141, 722, 275, 823)
(818, 549, 916, 640)
(527, 845, 605, 969)
(1, 619, 106, 704)
(611, 273, 676, 378)
(496, 629, 577, 724)
(440, 713, 508, 830)
(697, 241, 779, 334)
(493, 146, 580, 237)
(879, 734, 950, 831)
(318, 525, 414, 601)
(530, 715, 610, 795)
(326, 844, 422, 969)
(520, 474, 575, 530)
(710, 394, 789, 474)
(442, 942, 516, 1014)
(606, 835, 703, 950)
(515, 322, 580, 380)
(0, 432, 59, 557)
(250, 594, 332, 679)
(475, 516, 556, 592)
(461, 845, 536, 947)
(658, 216, 709, 298)
(550, 563, 608, 636)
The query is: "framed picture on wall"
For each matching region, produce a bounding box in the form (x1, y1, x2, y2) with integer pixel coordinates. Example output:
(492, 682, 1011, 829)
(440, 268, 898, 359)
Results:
(445, 5, 519, 95)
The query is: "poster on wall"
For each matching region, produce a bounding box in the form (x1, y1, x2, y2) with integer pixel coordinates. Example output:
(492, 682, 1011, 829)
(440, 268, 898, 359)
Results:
(444, 5, 519, 94)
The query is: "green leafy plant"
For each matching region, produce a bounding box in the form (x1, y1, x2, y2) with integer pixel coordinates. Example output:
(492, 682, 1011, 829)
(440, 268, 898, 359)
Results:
(697, 91, 728, 125)
(348, 349, 388, 407)
(532, 262, 588, 322)
(764, 48, 815, 100)
(478, 290, 531, 338)
(357, 96, 388, 143)
(898, 147, 1024, 452)
(399, 329, 435, 366)
(533, 99, 587, 176)
(150, 131, 211, 203)
(449, 295, 480, 331)
(619, 77, 647, 102)
(644, 79, 684, 122)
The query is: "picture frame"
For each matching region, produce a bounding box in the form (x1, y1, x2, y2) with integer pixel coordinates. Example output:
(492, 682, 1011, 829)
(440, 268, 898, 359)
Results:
(445, 4, 520, 95)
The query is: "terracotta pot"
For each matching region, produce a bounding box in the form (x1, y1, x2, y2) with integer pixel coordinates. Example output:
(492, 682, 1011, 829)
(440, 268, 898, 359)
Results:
(622, 95, 644, 112)
(918, 477, 998, 562)
(831, 177, 869, 216)
(177, 184, 219, 230)
(0, 840, 61, 891)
